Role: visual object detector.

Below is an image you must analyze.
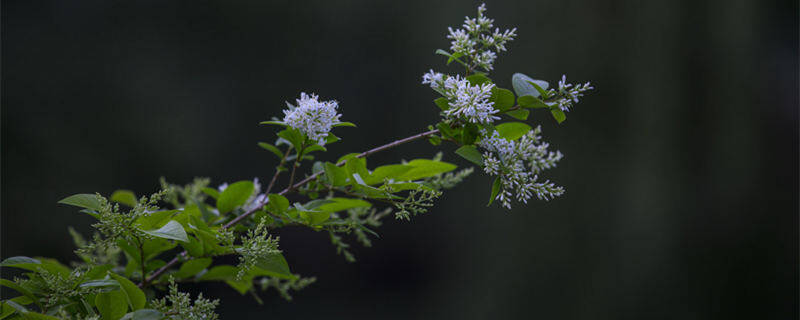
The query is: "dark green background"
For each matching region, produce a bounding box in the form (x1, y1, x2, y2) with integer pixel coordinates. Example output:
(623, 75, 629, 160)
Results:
(2, 1, 797, 319)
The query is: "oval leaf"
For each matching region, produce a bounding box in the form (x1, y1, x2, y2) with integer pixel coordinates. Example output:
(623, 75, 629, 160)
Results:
(495, 122, 532, 141)
(511, 73, 549, 98)
(58, 194, 101, 211)
(108, 273, 146, 311)
(217, 181, 255, 214)
(141, 220, 189, 243)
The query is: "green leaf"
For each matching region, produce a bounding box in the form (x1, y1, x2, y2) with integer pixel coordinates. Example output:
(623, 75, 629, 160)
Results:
(258, 142, 284, 159)
(488, 177, 502, 206)
(447, 51, 464, 65)
(110, 190, 137, 207)
(490, 88, 515, 111)
(466, 73, 491, 86)
(315, 198, 372, 213)
(79, 279, 121, 290)
(201, 188, 220, 199)
(344, 157, 369, 180)
(324, 162, 349, 187)
(0, 257, 40, 268)
(517, 95, 549, 109)
(141, 220, 189, 243)
(108, 273, 146, 311)
(259, 120, 288, 127)
(511, 73, 549, 98)
(1, 302, 16, 319)
(57, 194, 101, 211)
(332, 121, 356, 127)
(120, 309, 165, 320)
(216, 181, 255, 214)
(181, 235, 204, 257)
(0, 280, 40, 309)
(396, 159, 457, 181)
(276, 128, 305, 150)
(297, 208, 330, 225)
(364, 164, 413, 185)
(551, 108, 567, 124)
(95, 289, 129, 320)
(134, 210, 177, 230)
(495, 122, 532, 141)
(529, 81, 550, 98)
(266, 194, 290, 214)
(433, 97, 450, 111)
(434, 49, 467, 67)
(253, 253, 295, 280)
(174, 258, 212, 279)
(505, 109, 530, 120)
(454, 145, 484, 166)
(197, 265, 237, 281)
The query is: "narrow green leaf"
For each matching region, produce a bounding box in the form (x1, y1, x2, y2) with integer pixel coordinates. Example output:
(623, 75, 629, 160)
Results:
(0, 257, 40, 268)
(454, 145, 484, 166)
(529, 81, 551, 98)
(57, 194, 101, 211)
(79, 279, 121, 290)
(496, 122, 532, 141)
(259, 120, 288, 127)
(315, 198, 372, 213)
(108, 273, 146, 311)
(488, 177, 502, 206)
(332, 121, 356, 127)
(257, 142, 284, 159)
(217, 181, 255, 214)
(551, 108, 567, 123)
(110, 190, 137, 207)
(505, 109, 530, 120)
(141, 220, 189, 243)
(95, 289, 128, 320)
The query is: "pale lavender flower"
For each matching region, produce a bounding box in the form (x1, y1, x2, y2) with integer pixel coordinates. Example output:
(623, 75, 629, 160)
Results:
(283, 92, 342, 146)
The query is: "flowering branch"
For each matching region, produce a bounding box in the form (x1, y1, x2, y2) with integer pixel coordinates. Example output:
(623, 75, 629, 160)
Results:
(1, 4, 594, 319)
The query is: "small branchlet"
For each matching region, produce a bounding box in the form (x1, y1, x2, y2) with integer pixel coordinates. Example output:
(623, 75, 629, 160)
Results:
(236, 218, 281, 280)
(153, 278, 220, 320)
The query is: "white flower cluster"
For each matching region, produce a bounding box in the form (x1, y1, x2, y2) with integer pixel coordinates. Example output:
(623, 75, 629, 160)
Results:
(446, 3, 517, 71)
(282, 92, 342, 146)
(478, 127, 565, 209)
(422, 70, 499, 124)
(548, 75, 594, 112)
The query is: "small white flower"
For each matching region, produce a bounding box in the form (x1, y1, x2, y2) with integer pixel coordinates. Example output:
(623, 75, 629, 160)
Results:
(422, 72, 499, 124)
(478, 127, 565, 209)
(282, 92, 342, 146)
(547, 74, 594, 112)
(441, 3, 517, 72)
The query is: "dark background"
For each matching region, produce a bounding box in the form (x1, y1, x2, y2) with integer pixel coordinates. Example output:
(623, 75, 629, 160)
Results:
(2, 0, 798, 319)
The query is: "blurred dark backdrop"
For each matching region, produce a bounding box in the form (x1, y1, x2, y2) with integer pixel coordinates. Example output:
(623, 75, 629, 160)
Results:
(2, 1, 798, 319)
